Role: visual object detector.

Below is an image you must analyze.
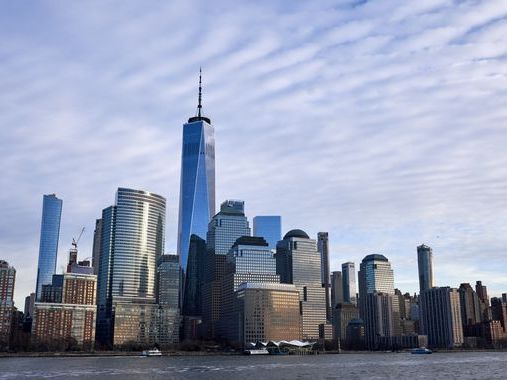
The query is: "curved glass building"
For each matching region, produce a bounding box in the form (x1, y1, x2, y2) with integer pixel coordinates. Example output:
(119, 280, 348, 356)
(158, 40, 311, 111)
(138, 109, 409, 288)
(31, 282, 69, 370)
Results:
(96, 188, 166, 346)
(35, 194, 63, 300)
(177, 72, 215, 272)
(110, 188, 166, 302)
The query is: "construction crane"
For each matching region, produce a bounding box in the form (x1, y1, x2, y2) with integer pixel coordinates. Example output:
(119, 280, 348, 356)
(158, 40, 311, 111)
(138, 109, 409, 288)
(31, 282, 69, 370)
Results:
(72, 227, 85, 249)
(68, 227, 85, 267)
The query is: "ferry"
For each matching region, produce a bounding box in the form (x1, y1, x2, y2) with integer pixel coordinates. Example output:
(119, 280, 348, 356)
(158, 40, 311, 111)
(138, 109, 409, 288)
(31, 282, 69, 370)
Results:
(141, 348, 163, 357)
(411, 347, 432, 354)
(244, 349, 269, 355)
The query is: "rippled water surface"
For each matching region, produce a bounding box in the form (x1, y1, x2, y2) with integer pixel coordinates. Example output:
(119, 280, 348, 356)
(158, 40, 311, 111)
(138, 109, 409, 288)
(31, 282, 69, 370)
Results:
(1, 352, 506, 379)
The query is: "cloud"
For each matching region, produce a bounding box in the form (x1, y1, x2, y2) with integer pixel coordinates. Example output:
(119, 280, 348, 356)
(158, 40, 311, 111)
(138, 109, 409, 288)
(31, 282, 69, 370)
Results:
(1, 0, 507, 307)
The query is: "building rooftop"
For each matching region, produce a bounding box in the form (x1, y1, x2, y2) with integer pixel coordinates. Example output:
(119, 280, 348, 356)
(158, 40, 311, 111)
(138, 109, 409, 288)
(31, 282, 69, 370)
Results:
(362, 254, 389, 263)
(283, 229, 309, 240)
(233, 236, 269, 247)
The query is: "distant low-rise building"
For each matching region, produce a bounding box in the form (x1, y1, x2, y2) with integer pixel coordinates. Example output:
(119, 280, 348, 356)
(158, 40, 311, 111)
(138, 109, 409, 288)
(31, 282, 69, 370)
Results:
(0, 260, 16, 349)
(32, 272, 97, 349)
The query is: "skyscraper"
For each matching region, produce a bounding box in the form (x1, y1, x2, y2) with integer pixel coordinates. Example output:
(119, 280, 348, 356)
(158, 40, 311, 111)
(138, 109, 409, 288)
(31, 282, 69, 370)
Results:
(458, 283, 481, 328)
(330, 271, 343, 308)
(317, 232, 331, 321)
(420, 287, 463, 348)
(342, 262, 357, 305)
(156, 254, 181, 345)
(252, 216, 281, 250)
(201, 200, 250, 338)
(417, 244, 434, 293)
(218, 236, 281, 341)
(96, 188, 166, 346)
(358, 254, 400, 347)
(35, 194, 63, 300)
(91, 219, 102, 276)
(276, 229, 326, 340)
(177, 70, 215, 273)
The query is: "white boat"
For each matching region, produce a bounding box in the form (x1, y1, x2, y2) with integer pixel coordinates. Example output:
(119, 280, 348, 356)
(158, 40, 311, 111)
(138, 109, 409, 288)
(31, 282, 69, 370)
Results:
(141, 348, 163, 356)
(411, 347, 432, 354)
(243, 349, 269, 355)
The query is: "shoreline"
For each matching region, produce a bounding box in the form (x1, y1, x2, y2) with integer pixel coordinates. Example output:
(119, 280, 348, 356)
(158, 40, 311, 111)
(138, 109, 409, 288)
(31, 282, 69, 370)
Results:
(2, 348, 507, 358)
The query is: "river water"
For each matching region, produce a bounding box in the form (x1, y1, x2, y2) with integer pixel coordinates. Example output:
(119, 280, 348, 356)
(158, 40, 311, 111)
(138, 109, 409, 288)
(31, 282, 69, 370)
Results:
(1, 352, 506, 379)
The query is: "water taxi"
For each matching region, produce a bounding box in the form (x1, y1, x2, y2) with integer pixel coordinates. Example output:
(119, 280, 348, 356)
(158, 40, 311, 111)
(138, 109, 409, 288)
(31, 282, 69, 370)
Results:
(141, 348, 163, 357)
(411, 347, 432, 354)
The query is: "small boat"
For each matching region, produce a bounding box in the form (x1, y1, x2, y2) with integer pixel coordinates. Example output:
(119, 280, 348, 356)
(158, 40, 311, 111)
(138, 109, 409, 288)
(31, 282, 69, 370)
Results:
(411, 347, 432, 354)
(141, 348, 163, 357)
(243, 349, 269, 355)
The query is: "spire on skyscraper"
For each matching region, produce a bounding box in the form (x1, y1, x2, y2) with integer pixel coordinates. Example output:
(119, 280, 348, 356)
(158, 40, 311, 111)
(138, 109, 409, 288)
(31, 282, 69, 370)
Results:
(198, 67, 202, 118)
(188, 68, 211, 124)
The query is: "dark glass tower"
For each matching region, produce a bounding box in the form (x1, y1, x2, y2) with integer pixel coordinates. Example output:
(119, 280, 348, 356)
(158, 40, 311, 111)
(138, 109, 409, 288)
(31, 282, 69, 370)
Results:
(177, 70, 215, 273)
(252, 216, 281, 250)
(35, 194, 63, 300)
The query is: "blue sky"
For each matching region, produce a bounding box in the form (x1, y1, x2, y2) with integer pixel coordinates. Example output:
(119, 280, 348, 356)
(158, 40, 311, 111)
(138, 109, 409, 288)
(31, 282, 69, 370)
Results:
(1, 0, 507, 307)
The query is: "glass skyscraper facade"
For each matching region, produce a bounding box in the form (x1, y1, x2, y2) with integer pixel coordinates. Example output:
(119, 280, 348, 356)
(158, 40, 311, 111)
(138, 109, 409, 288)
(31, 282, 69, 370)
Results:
(358, 254, 400, 345)
(276, 229, 326, 340)
(201, 200, 250, 338)
(177, 111, 215, 273)
(96, 188, 166, 346)
(252, 216, 281, 250)
(219, 236, 280, 340)
(417, 244, 434, 293)
(342, 261, 357, 305)
(35, 194, 63, 300)
(317, 232, 331, 320)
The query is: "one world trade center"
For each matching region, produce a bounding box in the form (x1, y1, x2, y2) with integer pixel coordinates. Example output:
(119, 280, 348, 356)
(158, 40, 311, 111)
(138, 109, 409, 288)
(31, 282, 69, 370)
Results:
(177, 69, 215, 272)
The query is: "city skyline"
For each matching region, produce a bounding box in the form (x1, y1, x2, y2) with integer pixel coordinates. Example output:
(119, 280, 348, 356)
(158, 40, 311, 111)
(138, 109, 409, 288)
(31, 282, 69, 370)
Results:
(2, 1, 507, 308)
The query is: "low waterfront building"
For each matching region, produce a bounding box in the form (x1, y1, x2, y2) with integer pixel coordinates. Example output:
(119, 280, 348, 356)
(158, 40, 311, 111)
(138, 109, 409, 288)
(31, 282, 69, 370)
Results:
(236, 282, 301, 347)
(32, 272, 97, 349)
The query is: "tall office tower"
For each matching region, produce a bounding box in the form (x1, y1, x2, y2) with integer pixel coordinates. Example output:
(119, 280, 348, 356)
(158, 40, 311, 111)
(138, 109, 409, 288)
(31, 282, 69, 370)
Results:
(201, 200, 250, 338)
(32, 271, 97, 349)
(491, 298, 507, 332)
(35, 194, 63, 300)
(358, 254, 400, 345)
(177, 70, 215, 273)
(342, 262, 357, 305)
(458, 283, 481, 329)
(236, 283, 301, 347)
(475, 280, 491, 321)
(252, 216, 281, 250)
(219, 236, 280, 341)
(0, 261, 16, 347)
(420, 287, 463, 348)
(330, 271, 343, 308)
(183, 234, 206, 317)
(157, 255, 180, 308)
(91, 219, 102, 275)
(363, 292, 395, 349)
(96, 188, 166, 347)
(417, 244, 434, 293)
(317, 232, 331, 321)
(358, 254, 394, 296)
(156, 254, 181, 345)
(276, 229, 326, 340)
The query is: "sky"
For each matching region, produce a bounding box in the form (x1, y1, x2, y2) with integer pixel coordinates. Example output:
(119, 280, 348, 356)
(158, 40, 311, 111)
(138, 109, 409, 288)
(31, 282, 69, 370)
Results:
(1, 0, 507, 308)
